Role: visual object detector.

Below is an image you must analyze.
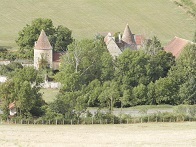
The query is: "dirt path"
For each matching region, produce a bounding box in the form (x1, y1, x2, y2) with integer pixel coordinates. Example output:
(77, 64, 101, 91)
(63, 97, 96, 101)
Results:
(0, 122, 195, 147)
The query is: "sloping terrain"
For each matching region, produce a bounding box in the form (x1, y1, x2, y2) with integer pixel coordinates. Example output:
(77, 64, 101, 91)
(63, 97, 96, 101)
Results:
(0, 0, 195, 48)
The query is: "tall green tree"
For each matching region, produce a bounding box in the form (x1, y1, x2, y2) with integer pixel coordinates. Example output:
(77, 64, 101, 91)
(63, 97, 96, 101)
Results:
(16, 18, 73, 58)
(179, 76, 196, 104)
(0, 67, 44, 118)
(51, 25, 73, 52)
(142, 36, 163, 55)
(16, 18, 55, 49)
(98, 81, 119, 112)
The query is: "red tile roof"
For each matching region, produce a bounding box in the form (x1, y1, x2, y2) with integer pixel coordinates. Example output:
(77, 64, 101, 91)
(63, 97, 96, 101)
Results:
(53, 52, 63, 62)
(34, 30, 52, 50)
(134, 35, 144, 45)
(164, 36, 190, 58)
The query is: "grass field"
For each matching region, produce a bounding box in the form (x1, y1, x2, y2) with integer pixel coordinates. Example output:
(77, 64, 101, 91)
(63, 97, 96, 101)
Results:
(0, 122, 195, 146)
(0, 0, 196, 48)
(40, 88, 59, 103)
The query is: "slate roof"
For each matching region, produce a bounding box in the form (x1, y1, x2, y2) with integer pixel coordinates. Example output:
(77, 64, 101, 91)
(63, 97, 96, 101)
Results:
(164, 36, 190, 58)
(122, 24, 135, 45)
(34, 30, 52, 50)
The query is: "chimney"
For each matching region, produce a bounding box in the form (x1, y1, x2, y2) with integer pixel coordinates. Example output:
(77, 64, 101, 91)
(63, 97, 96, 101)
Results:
(118, 33, 122, 43)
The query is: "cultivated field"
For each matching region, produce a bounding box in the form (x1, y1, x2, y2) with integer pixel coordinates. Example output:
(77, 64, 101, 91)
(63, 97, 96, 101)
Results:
(0, 122, 195, 146)
(0, 0, 196, 48)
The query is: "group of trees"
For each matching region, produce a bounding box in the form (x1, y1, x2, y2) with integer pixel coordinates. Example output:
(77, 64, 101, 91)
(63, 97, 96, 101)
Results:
(0, 17, 196, 120)
(0, 67, 45, 118)
(48, 35, 195, 119)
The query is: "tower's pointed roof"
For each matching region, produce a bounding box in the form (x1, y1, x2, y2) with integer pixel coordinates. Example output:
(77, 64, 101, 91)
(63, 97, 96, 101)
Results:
(34, 30, 52, 50)
(122, 24, 135, 45)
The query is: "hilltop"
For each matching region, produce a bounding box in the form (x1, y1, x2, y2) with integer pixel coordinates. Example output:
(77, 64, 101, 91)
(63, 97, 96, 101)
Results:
(0, 0, 196, 48)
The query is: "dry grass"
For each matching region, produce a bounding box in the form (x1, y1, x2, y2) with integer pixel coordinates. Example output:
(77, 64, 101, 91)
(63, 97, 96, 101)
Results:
(0, 122, 195, 146)
(0, 0, 196, 48)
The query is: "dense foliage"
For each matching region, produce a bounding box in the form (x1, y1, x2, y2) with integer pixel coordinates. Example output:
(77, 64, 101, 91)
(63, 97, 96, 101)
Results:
(0, 67, 45, 118)
(16, 18, 73, 59)
(1, 33, 196, 120)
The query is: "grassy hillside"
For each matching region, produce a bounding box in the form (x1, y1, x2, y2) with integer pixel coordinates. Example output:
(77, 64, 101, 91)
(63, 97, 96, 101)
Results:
(0, 0, 195, 48)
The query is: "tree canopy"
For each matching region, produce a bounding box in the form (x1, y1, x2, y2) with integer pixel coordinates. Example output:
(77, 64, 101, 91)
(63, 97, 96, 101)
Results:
(0, 67, 45, 118)
(16, 18, 73, 58)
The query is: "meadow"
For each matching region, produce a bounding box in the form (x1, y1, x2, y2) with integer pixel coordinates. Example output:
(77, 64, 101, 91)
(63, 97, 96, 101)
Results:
(0, 122, 195, 146)
(0, 0, 196, 48)
(40, 88, 59, 103)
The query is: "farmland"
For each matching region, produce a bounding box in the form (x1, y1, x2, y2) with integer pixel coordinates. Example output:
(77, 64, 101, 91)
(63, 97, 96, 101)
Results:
(0, 122, 195, 146)
(0, 0, 196, 48)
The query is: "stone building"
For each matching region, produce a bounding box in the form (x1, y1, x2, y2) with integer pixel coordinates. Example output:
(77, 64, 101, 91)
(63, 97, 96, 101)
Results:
(34, 30, 61, 70)
(104, 24, 144, 58)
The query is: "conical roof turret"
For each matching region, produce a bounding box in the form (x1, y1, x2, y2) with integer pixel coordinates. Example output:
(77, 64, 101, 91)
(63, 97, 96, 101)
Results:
(122, 24, 135, 45)
(34, 30, 52, 50)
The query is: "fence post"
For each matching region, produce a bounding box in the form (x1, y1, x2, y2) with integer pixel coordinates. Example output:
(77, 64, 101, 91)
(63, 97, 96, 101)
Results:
(156, 117, 157, 123)
(21, 119, 23, 124)
(141, 118, 143, 123)
(92, 117, 94, 125)
(71, 119, 72, 125)
(63, 119, 64, 125)
(127, 119, 128, 124)
(49, 119, 50, 125)
(56, 119, 57, 125)
(106, 119, 107, 124)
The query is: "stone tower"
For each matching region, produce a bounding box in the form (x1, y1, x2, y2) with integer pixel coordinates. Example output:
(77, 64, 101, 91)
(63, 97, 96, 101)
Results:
(122, 24, 136, 49)
(34, 30, 53, 70)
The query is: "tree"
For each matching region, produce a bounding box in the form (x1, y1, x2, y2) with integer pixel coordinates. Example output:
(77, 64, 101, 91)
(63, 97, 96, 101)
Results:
(146, 50, 175, 82)
(98, 81, 119, 112)
(85, 79, 102, 107)
(142, 36, 163, 55)
(179, 76, 196, 104)
(0, 67, 44, 118)
(154, 77, 179, 105)
(16, 18, 73, 58)
(51, 25, 73, 52)
(115, 49, 149, 87)
(56, 39, 107, 88)
(0, 62, 23, 76)
(16, 18, 55, 49)
(131, 84, 147, 105)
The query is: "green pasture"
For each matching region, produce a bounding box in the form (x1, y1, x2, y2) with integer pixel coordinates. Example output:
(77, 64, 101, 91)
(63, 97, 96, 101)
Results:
(0, 0, 195, 48)
(40, 88, 59, 103)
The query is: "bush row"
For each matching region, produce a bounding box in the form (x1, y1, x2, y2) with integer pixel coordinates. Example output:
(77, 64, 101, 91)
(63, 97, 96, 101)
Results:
(1, 111, 195, 125)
